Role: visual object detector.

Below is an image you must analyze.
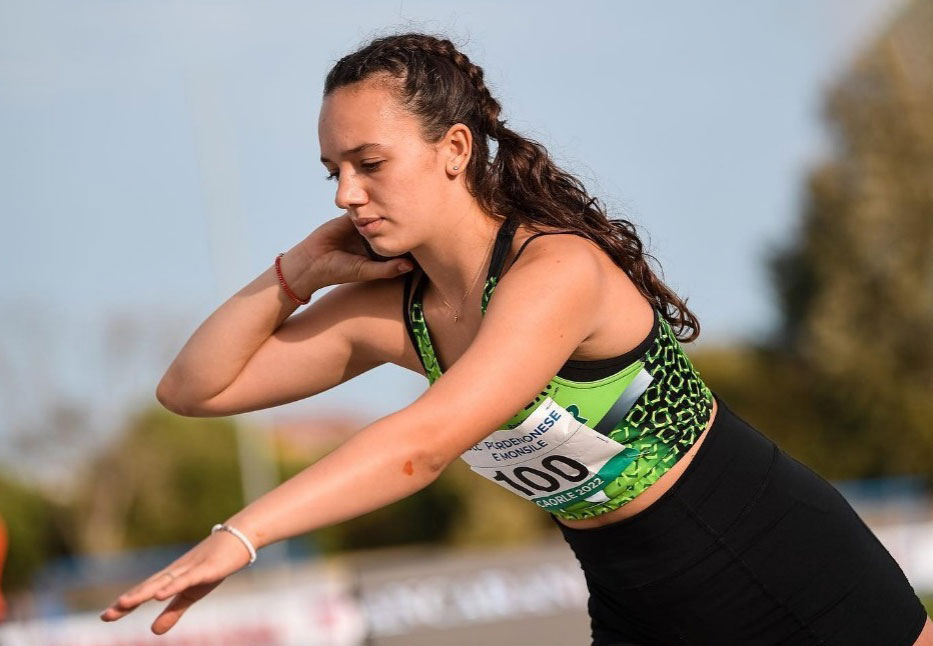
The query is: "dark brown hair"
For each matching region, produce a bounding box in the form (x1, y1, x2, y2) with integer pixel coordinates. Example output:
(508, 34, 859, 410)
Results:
(324, 31, 700, 342)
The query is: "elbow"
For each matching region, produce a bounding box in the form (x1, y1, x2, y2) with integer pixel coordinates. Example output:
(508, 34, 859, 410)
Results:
(350, 405, 453, 486)
(392, 406, 455, 479)
(155, 381, 184, 415)
(401, 439, 449, 485)
(417, 436, 456, 480)
(420, 447, 450, 479)
(407, 451, 447, 491)
(155, 379, 199, 417)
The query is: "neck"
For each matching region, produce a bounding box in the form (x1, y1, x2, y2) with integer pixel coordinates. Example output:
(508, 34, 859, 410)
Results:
(410, 203, 504, 313)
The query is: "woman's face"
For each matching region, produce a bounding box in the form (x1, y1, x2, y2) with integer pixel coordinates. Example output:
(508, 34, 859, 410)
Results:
(318, 81, 453, 256)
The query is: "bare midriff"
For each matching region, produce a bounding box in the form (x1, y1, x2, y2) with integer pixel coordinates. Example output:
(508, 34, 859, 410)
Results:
(554, 396, 718, 529)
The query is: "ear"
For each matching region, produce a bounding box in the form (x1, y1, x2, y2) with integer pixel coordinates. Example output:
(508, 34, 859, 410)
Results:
(441, 122, 473, 174)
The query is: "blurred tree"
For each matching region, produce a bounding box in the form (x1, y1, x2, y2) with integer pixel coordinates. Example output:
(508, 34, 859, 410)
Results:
(70, 406, 244, 552)
(766, 0, 933, 476)
(68, 402, 538, 559)
(0, 472, 70, 594)
(323, 457, 553, 552)
(276, 438, 552, 554)
(441, 457, 557, 546)
(23, 3, 933, 580)
(0, 512, 6, 621)
(691, 346, 869, 479)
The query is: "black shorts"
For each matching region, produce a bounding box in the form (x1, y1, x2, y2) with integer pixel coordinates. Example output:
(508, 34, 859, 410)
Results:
(552, 392, 929, 646)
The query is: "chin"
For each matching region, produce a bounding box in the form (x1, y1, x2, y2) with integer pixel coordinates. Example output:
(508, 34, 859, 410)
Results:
(367, 238, 406, 259)
(369, 231, 414, 258)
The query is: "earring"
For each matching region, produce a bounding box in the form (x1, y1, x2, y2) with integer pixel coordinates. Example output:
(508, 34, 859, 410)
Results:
(452, 165, 459, 170)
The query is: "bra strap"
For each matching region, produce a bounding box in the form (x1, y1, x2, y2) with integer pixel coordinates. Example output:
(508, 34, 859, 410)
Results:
(485, 217, 520, 284)
(402, 269, 430, 375)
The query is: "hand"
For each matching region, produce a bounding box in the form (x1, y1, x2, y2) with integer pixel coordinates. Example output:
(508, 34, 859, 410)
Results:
(297, 211, 413, 286)
(99, 527, 254, 635)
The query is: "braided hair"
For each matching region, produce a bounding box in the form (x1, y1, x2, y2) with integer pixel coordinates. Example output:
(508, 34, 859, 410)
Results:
(323, 32, 701, 342)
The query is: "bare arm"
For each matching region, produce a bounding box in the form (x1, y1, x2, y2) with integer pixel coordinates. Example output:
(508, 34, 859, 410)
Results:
(155, 243, 321, 413)
(223, 236, 605, 549)
(226, 407, 444, 549)
(156, 213, 415, 416)
(102, 236, 605, 633)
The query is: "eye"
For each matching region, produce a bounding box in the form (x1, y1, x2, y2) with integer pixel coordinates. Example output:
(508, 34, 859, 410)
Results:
(323, 161, 383, 181)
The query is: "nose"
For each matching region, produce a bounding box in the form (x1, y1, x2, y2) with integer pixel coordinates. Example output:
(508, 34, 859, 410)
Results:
(334, 173, 368, 211)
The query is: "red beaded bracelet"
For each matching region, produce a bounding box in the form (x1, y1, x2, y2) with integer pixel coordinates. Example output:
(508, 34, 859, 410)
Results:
(275, 253, 310, 305)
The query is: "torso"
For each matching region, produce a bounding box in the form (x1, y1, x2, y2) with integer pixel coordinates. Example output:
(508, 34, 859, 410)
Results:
(554, 396, 717, 528)
(415, 225, 655, 372)
(395, 216, 716, 527)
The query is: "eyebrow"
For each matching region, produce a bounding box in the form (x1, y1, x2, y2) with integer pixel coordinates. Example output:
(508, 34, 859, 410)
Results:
(320, 142, 386, 163)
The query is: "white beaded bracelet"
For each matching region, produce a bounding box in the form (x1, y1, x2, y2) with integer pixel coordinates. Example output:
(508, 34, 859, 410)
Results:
(211, 523, 257, 566)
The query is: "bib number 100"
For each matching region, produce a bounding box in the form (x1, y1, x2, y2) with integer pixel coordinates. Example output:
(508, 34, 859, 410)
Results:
(491, 454, 588, 496)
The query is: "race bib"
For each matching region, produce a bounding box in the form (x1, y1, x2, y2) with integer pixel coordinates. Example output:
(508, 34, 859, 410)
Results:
(460, 397, 643, 510)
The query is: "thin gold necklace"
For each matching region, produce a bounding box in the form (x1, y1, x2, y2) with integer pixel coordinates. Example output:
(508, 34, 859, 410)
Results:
(434, 229, 497, 323)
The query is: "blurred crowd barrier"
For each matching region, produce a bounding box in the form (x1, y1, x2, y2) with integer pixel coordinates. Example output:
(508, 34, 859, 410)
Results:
(0, 558, 364, 646)
(873, 522, 933, 594)
(0, 480, 929, 646)
(0, 539, 589, 646)
(834, 475, 933, 595)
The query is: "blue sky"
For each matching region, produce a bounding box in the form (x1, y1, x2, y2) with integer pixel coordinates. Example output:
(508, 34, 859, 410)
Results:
(0, 0, 904, 484)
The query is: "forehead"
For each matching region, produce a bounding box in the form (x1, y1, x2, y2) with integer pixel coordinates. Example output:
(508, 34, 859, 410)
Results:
(318, 82, 422, 161)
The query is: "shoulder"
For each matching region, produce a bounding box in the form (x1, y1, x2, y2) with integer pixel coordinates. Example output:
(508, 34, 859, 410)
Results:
(486, 229, 603, 326)
(400, 232, 606, 465)
(497, 226, 643, 344)
(506, 226, 606, 277)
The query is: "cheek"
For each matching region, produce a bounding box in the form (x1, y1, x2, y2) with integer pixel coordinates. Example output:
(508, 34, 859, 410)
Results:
(376, 153, 445, 224)
(386, 167, 438, 210)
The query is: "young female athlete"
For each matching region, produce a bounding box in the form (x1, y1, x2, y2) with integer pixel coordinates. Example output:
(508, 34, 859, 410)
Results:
(100, 32, 932, 645)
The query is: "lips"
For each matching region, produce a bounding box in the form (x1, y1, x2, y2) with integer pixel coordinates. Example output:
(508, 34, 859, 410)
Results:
(354, 217, 384, 234)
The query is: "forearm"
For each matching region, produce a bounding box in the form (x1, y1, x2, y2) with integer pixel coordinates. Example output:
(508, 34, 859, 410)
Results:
(223, 411, 445, 550)
(157, 244, 325, 409)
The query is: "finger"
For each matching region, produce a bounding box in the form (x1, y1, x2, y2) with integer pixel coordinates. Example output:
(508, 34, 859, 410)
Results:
(150, 593, 192, 635)
(150, 580, 223, 635)
(101, 590, 150, 621)
(123, 569, 187, 604)
(152, 569, 197, 601)
(360, 258, 412, 280)
(152, 564, 221, 602)
(101, 569, 189, 620)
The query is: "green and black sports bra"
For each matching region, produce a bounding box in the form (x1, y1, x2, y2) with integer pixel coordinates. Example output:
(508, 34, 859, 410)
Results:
(402, 217, 714, 521)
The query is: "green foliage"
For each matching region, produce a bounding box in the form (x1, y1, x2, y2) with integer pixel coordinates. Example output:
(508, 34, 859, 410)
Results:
(276, 450, 463, 553)
(11, 4, 932, 589)
(0, 471, 70, 592)
(763, 0, 933, 478)
(440, 457, 557, 546)
(691, 347, 891, 480)
(277, 449, 554, 554)
(69, 405, 245, 552)
(62, 401, 554, 563)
